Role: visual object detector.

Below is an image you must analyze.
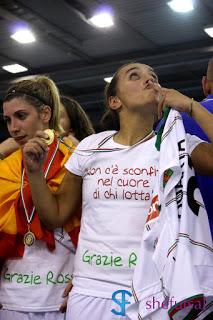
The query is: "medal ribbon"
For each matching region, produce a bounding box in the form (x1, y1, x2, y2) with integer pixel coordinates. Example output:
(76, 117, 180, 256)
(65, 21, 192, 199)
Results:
(18, 137, 60, 241)
(20, 140, 59, 225)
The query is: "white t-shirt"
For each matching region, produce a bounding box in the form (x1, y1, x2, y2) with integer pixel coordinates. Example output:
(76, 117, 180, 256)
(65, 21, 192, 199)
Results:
(65, 131, 202, 299)
(0, 229, 75, 312)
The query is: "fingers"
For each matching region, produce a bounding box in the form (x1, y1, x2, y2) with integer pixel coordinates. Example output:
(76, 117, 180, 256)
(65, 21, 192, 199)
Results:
(24, 138, 48, 157)
(157, 91, 167, 119)
(59, 130, 67, 138)
(59, 280, 73, 313)
(62, 281, 73, 298)
(25, 130, 54, 152)
(59, 298, 68, 313)
(22, 130, 56, 172)
(160, 88, 192, 114)
(153, 83, 162, 100)
(34, 130, 49, 140)
(153, 83, 162, 91)
(66, 135, 79, 147)
(23, 138, 49, 171)
(153, 83, 165, 118)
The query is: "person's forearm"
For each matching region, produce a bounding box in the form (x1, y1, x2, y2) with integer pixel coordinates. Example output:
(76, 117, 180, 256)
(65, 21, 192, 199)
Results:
(0, 138, 19, 158)
(191, 101, 213, 143)
(26, 170, 63, 229)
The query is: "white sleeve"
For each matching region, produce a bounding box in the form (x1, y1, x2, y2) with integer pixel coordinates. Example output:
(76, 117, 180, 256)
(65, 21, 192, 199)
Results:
(65, 134, 95, 177)
(186, 133, 204, 155)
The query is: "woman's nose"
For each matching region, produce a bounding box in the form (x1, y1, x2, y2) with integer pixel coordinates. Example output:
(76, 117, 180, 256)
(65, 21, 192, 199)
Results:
(9, 119, 19, 133)
(144, 78, 155, 89)
(147, 78, 155, 85)
(143, 72, 154, 83)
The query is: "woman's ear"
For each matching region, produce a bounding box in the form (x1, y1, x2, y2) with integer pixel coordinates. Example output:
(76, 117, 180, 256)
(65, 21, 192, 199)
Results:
(69, 128, 75, 135)
(202, 76, 210, 96)
(40, 105, 52, 124)
(108, 96, 122, 110)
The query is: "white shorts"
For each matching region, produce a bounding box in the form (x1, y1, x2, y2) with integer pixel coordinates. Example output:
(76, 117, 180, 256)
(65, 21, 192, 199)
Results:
(66, 291, 131, 320)
(0, 310, 66, 320)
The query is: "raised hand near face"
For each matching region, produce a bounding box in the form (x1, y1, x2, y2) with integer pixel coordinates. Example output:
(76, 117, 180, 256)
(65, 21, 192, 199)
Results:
(22, 130, 49, 173)
(153, 84, 192, 119)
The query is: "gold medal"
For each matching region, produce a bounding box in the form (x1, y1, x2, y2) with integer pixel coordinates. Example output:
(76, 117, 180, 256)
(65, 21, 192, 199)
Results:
(23, 230, 35, 246)
(43, 129, 55, 145)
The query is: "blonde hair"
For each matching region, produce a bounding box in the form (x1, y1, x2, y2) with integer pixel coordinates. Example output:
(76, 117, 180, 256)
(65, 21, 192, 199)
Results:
(4, 76, 62, 132)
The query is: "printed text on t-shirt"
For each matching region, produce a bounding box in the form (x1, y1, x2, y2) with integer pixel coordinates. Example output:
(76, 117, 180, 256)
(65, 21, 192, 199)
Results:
(85, 164, 158, 201)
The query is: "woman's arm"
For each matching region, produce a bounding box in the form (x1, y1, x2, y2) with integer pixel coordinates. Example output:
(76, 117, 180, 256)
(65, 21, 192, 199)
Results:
(0, 138, 19, 158)
(28, 170, 82, 229)
(23, 132, 82, 229)
(185, 99, 213, 174)
(156, 86, 213, 175)
(190, 142, 213, 175)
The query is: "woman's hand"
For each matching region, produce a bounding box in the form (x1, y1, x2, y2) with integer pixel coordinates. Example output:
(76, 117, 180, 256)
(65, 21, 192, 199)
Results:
(59, 279, 73, 313)
(22, 131, 49, 173)
(153, 85, 192, 119)
(59, 131, 80, 147)
(66, 134, 79, 147)
(0, 138, 19, 158)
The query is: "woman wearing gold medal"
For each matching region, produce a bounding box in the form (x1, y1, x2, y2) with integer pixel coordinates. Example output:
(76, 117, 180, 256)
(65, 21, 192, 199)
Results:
(0, 77, 81, 320)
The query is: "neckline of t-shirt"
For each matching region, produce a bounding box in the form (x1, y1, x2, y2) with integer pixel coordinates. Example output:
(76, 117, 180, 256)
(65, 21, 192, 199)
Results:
(75, 131, 156, 155)
(110, 130, 156, 148)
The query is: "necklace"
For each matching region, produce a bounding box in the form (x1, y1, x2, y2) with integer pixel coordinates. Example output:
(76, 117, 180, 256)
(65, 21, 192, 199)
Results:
(21, 140, 59, 246)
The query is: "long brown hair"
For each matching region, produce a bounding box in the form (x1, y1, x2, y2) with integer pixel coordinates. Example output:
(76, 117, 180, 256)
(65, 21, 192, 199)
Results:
(60, 96, 95, 141)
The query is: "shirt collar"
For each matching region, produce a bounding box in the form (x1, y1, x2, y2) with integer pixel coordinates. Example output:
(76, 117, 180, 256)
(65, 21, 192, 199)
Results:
(203, 94, 213, 101)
